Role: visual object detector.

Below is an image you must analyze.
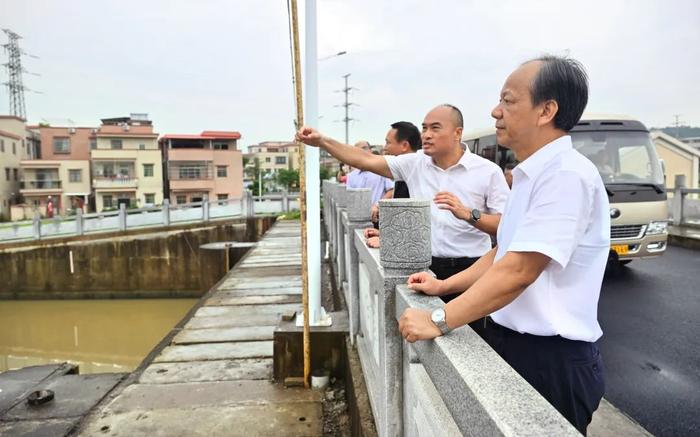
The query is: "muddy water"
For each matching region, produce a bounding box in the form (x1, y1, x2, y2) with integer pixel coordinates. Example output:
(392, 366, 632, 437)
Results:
(0, 298, 196, 374)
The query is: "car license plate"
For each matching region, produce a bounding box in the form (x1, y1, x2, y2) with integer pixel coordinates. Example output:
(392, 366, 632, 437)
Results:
(611, 244, 629, 255)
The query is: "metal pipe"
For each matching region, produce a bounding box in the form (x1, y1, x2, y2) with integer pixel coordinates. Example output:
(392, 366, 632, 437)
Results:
(305, 0, 323, 328)
(290, 0, 311, 389)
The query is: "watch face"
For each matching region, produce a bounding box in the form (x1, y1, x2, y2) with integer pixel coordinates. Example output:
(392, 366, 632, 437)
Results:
(472, 209, 481, 220)
(431, 308, 445, 323)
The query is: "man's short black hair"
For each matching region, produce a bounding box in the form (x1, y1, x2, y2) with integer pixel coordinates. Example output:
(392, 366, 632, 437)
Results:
(526, 55, 589, 132)
(390, 121, 422, 151)
(440, 104, 464, 128)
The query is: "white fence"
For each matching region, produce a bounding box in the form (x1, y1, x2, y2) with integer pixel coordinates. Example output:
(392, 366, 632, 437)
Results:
(0, 192, 300, 243)
(322, 180, 580, 437)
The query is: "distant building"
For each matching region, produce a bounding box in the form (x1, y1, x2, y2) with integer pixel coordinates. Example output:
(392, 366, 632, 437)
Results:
(160, 131, 243, 204)
(18, 125, 93, 216)
(91, 114, 163, 211)
(0, 116, 29, 219)
(246, 141, 300, 172)
(652, 130, 700, 188)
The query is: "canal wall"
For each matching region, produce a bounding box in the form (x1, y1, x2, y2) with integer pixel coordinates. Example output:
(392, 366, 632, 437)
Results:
(0, 217, 275, 299)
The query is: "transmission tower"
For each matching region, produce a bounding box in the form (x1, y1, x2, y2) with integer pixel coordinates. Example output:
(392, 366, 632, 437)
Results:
(2, 28, 35, 119)
(335, 73, 357, 143)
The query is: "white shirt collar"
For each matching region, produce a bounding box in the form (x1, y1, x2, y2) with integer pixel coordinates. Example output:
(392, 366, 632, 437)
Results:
(515, 135, 572, 180)
(425, 147, 474, 171)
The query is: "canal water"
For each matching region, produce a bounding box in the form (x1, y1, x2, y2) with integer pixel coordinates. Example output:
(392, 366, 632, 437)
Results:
(0, 299, 196, 374)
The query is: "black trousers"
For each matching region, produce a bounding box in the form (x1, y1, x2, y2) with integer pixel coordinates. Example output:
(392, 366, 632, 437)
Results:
(484, 318, 606, 435)
(429, 256, 486, 338)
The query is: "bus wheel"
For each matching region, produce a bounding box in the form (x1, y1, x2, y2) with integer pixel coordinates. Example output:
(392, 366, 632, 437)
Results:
(620, 260, 632, 266)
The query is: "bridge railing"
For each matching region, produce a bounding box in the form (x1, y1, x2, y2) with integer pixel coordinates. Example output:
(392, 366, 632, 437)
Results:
(322, 179, 579, 437)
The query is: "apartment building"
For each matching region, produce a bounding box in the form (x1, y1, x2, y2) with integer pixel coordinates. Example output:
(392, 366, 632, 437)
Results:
(0, 116, 28, 219)
(160, 131, 243, 204)
(246, 141, 300, 172)
(18, 125, 93, 216)
(91, 114, 163, 211)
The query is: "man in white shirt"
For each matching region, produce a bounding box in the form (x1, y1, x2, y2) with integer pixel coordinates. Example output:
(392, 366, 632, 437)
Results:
(346, 140, 395, 207)
(398, 56, 608, 434)
(296, 106, 510, 317)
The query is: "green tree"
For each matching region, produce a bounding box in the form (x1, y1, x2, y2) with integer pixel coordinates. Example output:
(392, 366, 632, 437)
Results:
(277, 169, 300, 189)
(319, 166, 331, 182)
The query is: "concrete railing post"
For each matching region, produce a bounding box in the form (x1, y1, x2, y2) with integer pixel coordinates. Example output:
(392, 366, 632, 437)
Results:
(328, 183, 339, 261)
(118, 203, 127, 231)
(32, 211, 41, 240)
(75, 208, 84, 235)
(162, 199, 171, 226)
(203, 195, 210, 222)
(344, 188, 373, 342)
(672, 174, 687, 225)
(334, 184, 348, 285)
(377, 198, 431, 436)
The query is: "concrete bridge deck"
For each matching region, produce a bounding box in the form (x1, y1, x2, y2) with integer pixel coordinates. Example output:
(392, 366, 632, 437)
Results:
(78, 220, 323, 436)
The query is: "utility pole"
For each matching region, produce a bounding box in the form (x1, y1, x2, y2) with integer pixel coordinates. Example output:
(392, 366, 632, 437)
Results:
(2, 28, 39, 119)
(337, 73, 356, 143)
(672, 114, 684, 139)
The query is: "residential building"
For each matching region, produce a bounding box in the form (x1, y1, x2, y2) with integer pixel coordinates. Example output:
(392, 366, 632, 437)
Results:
(652, 130, 700, 188)
(18, 125, 93, 215)
(246, 141, 300, 172)
(160, 131, 243, 204)
(0, 116, 27, 219)
(91, 114, 163, 211)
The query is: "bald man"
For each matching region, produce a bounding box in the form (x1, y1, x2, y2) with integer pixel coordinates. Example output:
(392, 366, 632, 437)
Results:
(296, 105, 509, 335)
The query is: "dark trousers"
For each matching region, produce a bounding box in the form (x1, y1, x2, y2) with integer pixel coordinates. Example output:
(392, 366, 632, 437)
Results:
(430, 256, 486, 338)
(484, 318, 606, 435)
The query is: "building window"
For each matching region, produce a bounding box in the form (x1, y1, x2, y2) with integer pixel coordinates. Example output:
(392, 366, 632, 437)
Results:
(217, 194, 228, 200)
(5, 168, 9, 181)
(265, 157, 271, 163)
(216, 166, 227, 177)
(176, 195, 186, 205)
(69, 169, 82, 183)
(0, 139, 4, 152)
(213, 142, 229, 150)
(90, 138, 97, 150)
(110, 139, 123, 149)
(12, 142, 16, 155)
(103, 195, 113, 209)
(139, 143, 146, 150)
(143, 164, 154, 177)
(13, 168, 18, 181)
(275, 156, 286, 165)
(53, 137, 70, 154)
(144, 193, 155, 204)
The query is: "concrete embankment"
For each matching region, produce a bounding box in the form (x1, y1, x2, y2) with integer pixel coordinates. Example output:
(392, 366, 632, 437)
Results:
(76, 220, 325, 436)
(0, 217, 275, 299)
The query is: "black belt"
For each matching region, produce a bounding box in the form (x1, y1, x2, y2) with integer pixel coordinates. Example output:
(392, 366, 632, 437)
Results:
(431, 256, 478, 268)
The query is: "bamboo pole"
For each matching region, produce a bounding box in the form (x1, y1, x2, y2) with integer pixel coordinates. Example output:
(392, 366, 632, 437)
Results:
(289, 0, 311, 389)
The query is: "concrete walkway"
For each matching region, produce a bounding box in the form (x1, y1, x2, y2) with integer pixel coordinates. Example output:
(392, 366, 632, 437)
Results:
(79, 220, 323, 436)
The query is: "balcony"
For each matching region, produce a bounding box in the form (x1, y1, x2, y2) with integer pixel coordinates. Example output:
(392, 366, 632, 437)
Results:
(93, 176, 139, 190)
(20, 179, 63, 192)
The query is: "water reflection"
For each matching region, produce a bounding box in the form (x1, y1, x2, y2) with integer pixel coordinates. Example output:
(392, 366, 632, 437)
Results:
(0, 299, 196, 374)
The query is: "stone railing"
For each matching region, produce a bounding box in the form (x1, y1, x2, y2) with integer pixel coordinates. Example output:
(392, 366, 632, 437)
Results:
(322, 180, 579, 437)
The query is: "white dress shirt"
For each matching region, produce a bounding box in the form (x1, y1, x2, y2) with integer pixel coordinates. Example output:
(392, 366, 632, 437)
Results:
(491, 135, 610, 342)
(385, 149, 509, 258)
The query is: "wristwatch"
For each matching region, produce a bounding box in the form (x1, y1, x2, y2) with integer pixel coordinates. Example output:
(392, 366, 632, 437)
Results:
(431, 308, 451, 335)
(469, 209, 481, 224)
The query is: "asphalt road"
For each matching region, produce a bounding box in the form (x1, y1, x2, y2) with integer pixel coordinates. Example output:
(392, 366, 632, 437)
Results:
(598, 245, 700, 436)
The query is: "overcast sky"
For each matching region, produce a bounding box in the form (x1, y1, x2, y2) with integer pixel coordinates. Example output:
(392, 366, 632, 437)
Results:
(2, 0, 699, 150)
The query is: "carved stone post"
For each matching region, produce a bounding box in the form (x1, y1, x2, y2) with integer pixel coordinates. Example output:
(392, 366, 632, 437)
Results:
(377, 198, 431, 436)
